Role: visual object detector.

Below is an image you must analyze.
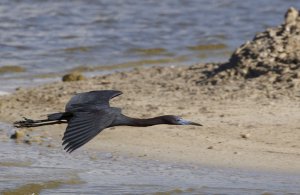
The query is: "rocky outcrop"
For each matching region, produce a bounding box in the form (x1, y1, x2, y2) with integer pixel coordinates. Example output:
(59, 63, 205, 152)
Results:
(201, 7, 300, 90)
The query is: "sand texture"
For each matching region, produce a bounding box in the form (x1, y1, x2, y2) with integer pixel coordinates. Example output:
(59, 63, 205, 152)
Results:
(0, 7, 299, 173)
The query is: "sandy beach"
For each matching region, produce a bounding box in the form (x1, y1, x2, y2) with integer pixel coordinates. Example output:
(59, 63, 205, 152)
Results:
(0, 61, 299, 173)
(0, 7, 300, 182)
(2, 3, 300, 194)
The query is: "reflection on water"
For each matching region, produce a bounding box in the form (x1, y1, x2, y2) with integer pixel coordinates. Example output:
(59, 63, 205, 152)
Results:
(0, 0, 298, 91)
(1, 122, 300, 195)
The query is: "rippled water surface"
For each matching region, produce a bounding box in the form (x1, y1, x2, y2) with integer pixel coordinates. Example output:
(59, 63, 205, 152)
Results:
(1, 122, 300, 195)
(0, 0, 299, 91)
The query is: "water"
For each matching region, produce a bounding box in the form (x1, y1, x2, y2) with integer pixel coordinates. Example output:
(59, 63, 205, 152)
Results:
(1, 122, 300, 195)
(0, 0, 299, 91)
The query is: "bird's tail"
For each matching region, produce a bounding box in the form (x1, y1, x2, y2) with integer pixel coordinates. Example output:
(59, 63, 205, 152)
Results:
(14, 112, 69, 128)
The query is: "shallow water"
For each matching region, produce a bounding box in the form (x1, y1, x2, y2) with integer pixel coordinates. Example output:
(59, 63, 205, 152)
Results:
(0, 0, 299, 91)
(1, 122, 300, 195)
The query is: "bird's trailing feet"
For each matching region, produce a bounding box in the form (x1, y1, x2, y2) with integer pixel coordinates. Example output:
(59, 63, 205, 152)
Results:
(14, 117, 66, 128)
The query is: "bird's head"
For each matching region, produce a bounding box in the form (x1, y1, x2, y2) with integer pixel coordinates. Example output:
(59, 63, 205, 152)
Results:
(163, 115, 202, 126)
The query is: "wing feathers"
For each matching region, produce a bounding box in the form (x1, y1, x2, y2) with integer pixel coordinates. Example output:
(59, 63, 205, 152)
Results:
(62, 129, 90, 144)
(63, 121, 93, 137)
(62, 127, 93, 146)
(65, 133, 96, 153)
(62, 110, 116, 152)
(62, 90, 122, 153)
(66, 135, 95, 153)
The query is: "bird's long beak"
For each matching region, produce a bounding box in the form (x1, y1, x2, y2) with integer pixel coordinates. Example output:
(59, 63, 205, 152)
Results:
(188, 121, 203, 126)
(180, 119, 202, 126)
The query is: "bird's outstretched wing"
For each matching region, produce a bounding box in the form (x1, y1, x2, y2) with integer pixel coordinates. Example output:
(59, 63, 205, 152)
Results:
(62, 109, 116, 153)
(65, 90, 122, 112)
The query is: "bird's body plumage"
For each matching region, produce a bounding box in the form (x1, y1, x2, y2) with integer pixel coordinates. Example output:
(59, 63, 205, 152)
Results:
(66, 90, 122, 112)
(14, 90, 202, 153)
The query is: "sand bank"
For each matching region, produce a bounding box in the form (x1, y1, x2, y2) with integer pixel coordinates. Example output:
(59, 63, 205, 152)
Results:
(0, 63, 299, 173)
(0, 7, 299, 173)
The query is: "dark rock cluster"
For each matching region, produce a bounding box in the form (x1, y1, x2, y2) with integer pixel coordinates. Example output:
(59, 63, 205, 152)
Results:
(201, 7, 300, 90)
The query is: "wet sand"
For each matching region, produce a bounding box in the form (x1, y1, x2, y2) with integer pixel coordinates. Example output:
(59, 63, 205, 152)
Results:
(0, 64, 299, 174)
(1, 136, 299, 195)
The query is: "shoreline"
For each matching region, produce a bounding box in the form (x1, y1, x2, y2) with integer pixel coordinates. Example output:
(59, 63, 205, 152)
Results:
(2, 137, 299, 195)
(0, 63, 299, 174)
(1, 7, 300, 174)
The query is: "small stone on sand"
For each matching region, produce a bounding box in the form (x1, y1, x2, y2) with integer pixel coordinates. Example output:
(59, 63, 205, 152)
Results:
(10, 130, 25, 139)
(241, 133, 251, 139)
(62, 72, 85, 82)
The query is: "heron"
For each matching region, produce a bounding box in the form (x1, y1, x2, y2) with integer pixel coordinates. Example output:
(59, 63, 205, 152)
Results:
(14, 90, 202, 153)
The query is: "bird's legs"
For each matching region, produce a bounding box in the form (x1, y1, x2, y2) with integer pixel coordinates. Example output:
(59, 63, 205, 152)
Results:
(14, 117, 67, 128)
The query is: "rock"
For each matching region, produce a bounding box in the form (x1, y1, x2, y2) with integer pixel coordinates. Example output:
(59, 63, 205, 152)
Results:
(198, 7, 300, 95)
(207, 146, 213, 149)
(62, 72, 85, 82)
(23, 139, 31, 145)
(240, 133, 251, 139)
(47, 143, 54, 148)
(285, 7, 298, 27)
(10, 130, 25, 139)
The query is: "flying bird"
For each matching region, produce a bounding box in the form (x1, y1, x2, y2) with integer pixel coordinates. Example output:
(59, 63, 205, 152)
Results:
(14, 90, 202, 153)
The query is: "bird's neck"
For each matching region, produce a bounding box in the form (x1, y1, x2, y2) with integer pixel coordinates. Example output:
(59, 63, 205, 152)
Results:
(114, 114, 166, 127)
